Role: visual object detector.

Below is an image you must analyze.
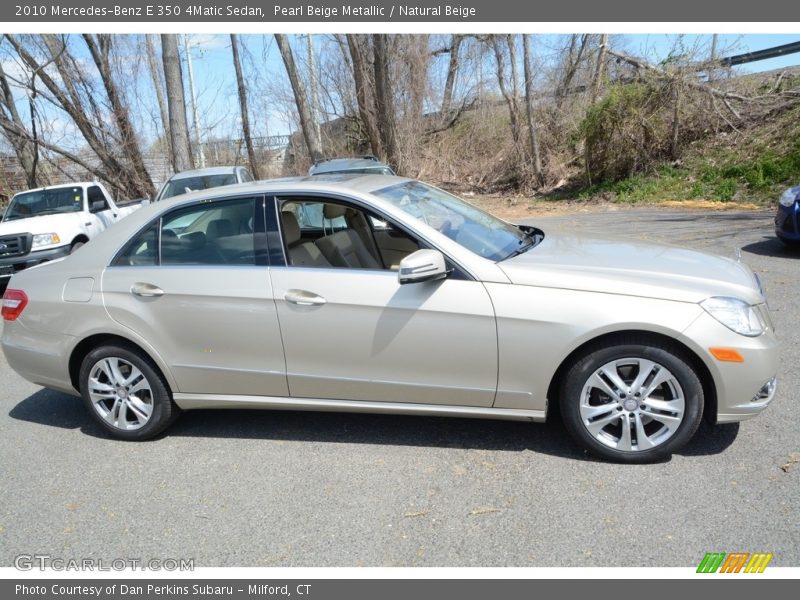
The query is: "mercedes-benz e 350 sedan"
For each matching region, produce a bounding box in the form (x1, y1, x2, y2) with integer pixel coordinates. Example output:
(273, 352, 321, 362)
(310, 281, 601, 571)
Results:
(1, 175, 779, 462)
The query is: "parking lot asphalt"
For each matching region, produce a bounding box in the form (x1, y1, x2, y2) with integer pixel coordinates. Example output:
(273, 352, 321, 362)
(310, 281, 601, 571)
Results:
(0, 207, 797, 568)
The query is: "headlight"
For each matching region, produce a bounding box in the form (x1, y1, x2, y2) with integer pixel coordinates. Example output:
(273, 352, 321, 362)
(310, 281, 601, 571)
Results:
(701, 296, 766, 337)
(31, 233, 61, 249)
(779, 186, 799, 207)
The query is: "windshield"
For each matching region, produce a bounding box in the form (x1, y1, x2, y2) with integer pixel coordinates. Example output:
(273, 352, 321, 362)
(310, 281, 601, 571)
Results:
(158, 174, 237, 201)
(2, 187, 84, 222)
(372, 181, 529, 261)
(317, 167, 395, 176)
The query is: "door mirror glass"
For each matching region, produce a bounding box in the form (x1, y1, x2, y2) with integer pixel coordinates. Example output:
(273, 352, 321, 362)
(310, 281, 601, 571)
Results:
(398, 249, 448, 284)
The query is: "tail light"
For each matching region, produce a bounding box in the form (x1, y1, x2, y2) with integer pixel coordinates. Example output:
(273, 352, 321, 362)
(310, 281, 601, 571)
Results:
(2, 289, 28, 321)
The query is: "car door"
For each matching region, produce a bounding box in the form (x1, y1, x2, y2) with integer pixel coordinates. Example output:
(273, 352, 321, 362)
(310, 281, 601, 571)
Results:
(268, 197, 498, 407)
(102, 195, 288, 397)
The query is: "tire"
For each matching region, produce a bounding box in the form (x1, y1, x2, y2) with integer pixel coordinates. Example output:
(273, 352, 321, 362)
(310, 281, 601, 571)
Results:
(70, 242, 85, 254)
(560, 337, 704, 463)
(79, 343, 179, 440)
(777, 236, 800, 248)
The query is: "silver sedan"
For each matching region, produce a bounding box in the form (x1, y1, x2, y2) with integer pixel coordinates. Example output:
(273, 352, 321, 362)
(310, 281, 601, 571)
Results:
(0, 175, 779, 462)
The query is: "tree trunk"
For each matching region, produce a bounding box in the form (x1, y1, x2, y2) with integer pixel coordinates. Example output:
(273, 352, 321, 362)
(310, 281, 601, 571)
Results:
(160, 34, 194, 172)
(490, 35, 521, 145)
(145, 34, 172, 167)
(522, 35, 544, 187)
(274, 34, 323, 163)
(555, 34, 589, 109)
(441, 35, 463, 115)
(372, 34, 401, 173)
(82, 34, 154, 197)
(230, 34, 261, 179)
(346, 35, 382, 158)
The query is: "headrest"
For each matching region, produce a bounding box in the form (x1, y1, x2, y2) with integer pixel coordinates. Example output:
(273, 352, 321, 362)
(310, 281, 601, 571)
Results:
(323, 204, 348, 219)
(206, 219, 234, 240)
(281, 211, 301, 245)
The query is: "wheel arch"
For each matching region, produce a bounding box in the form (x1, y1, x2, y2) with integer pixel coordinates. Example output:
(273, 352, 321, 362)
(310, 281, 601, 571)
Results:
(545, 329, 717, 424)
(68, 333, 172, 395)
(70, 234, 90, 247)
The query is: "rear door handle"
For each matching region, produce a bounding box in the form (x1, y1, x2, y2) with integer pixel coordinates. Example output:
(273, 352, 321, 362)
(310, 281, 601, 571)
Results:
(131, 282, 165, 297)
(284, 289, 326, 306)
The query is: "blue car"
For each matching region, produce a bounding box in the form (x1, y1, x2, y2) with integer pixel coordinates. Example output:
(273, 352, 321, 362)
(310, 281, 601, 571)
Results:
(776, 185, 800, 247)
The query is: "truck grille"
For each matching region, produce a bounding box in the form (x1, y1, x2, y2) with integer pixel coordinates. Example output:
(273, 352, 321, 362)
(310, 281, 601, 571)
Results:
(0, 234, 31, 258)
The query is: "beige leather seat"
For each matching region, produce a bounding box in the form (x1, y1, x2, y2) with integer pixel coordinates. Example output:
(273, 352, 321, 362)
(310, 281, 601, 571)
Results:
(280, 211, 331, 267)
(315, 204, 381, 269)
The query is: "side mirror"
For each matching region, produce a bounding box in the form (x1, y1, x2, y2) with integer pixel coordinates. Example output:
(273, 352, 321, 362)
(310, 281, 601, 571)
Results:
(398, 249, 448, 285)
(89, 200, 106, 213)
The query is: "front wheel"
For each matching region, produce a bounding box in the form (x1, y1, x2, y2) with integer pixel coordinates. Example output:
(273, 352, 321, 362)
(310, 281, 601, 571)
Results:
(79, 344, 179, 440)
(560, 339, 704, 463)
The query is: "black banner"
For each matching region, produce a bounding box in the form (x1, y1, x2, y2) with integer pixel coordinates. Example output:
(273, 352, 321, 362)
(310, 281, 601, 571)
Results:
(3, 0, 800, 22)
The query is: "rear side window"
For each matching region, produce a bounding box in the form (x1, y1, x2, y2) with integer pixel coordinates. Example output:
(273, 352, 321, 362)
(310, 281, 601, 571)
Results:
(112, 197, 261, 267)
(113, 222, 158, 266)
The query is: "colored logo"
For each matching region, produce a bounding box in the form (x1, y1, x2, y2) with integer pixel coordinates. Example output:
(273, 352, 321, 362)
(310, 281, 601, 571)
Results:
(697, 552, 773, 573)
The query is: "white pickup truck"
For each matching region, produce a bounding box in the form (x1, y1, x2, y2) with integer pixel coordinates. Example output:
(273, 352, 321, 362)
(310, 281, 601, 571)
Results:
(0, 181, 146, 282)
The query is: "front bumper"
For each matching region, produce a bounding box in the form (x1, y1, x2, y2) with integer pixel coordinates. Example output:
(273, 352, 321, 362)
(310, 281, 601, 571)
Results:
(0, 244, 71, 280)
(679, 310, 780, 423)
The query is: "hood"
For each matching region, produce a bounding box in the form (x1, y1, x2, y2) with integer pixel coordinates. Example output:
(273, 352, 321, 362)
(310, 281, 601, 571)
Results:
(0, 212, 82, 237)
(498, 230, 763, 304)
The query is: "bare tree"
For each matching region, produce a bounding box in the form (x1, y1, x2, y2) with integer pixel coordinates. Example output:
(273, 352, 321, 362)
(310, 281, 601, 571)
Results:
(556, 34, 589, 109)
(346, 34, 382, 157)
(441, 35, 464, 115)
(372, 34, 401, 173)
(145, 34, 171, 165)
(82, 34, 153, 196)
(275, 34, 323, 162)
(5, 34, 153, 198)
(490, 35, 522, 144)
(0, 60, 43, 188)
(161, 34, 194, 172)
(230, 34, 260, 179)
(522, 35, 544, 187)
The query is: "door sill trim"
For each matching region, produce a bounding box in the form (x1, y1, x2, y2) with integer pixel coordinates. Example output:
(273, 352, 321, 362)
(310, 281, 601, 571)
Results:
(173, 393, 545, 422)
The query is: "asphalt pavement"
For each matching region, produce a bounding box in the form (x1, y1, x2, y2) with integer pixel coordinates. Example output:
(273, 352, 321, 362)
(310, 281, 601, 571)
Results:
(0, 207, 797, 567)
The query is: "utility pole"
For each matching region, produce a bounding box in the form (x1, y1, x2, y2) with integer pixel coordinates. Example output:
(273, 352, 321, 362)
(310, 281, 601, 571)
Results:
(183, 34, 206, 168)
(708, 34, 719, 82)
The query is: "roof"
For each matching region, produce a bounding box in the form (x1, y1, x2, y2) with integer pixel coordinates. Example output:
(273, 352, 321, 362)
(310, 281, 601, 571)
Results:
(309, 157, 393, 175)
(12, 181, 98, 195)
(166, 166, 243, 180)
(155, 173, 411, 208)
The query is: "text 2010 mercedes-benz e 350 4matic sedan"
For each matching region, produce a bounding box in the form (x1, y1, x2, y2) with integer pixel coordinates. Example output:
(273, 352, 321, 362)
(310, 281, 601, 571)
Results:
(1, 175, 779, 462)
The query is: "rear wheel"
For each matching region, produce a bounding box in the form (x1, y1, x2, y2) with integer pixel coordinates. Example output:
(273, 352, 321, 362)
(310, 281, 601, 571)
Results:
(560, 338, 704, 463)
(79, 344, 179, 440)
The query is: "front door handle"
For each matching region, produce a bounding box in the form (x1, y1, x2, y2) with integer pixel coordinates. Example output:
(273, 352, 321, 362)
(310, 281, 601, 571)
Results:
(131, 282, 165, 297)
(284, 289, 326, 306)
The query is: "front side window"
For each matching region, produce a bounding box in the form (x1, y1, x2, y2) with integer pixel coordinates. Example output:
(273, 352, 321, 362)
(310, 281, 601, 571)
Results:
(113, 197, 259, 267)
(278, 199, 420, 271)
(372, 181, 529, 261)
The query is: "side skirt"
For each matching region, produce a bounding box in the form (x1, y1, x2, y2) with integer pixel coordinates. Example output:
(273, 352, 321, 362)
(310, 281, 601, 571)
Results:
(173, 393, 546, 422)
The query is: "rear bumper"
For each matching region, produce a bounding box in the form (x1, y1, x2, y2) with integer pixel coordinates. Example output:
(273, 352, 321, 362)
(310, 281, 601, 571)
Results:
(0, 245, 71, 280)
(0, 319, 78, 396)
